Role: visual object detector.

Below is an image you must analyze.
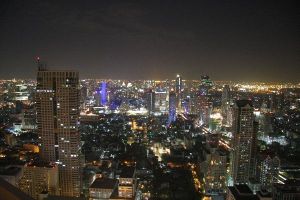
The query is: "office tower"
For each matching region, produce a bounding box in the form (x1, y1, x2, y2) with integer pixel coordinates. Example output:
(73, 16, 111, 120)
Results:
(145, 89, 155, 114)
(175, 74, 182, 95)
(175, 74, 182, 112)
(18, 162, 59, 199)
(155, 88, 168, 114)
(168, 90, 177, 125)
(231, 100, 254, 184)
(199, 75, 213, 96)
(94, 81, 107, 107)
(36, 68, 82, 196)
(198, 94, 212, 126)
(94, 82, 107, 107)
(197, 75, 213, 125)
(100, 81, 107, 106)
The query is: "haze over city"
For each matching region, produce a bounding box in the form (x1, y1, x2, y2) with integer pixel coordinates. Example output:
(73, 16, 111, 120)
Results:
(0, 0, 299, 81)
(0, 1, 300, 200)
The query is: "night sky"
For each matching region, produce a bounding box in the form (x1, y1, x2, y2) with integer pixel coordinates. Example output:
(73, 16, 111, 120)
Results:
(0, 0, 299, 81)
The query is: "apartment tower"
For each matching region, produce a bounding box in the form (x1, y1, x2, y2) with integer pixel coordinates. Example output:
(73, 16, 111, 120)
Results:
(231, 100, 254, 184)
(36, 66, 81, 196)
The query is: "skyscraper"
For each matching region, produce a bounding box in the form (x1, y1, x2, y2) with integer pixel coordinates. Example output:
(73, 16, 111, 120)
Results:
(221, 85, 231, 119)
(94, 82, 107, 107)
(201, 143, 227, 194)
(231, 100, 254, 184)
(155, 88, 168, 114)
(100, 81, 107, 106)
(168, 90, 177, 125)
(175, 74, 182, 112)
(198, 75, 213, 126)
(199, 75, 213, 96)
(145, 89, 155, 114)
(36, 67, 82, 196)
(175, 74, 182, 95)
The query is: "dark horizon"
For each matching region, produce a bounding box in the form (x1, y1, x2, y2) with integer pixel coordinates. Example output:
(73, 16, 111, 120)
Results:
(0, 0, 299, 81)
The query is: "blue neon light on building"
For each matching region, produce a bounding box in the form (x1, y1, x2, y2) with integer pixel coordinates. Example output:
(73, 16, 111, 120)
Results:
(101, 82, 107, 106)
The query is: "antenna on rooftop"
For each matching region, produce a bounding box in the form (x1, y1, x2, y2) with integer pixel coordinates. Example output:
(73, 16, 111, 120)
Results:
(36, 56, 47, 71)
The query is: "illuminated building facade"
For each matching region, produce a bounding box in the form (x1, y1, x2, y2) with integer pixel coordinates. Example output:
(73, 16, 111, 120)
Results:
(221, 85, 231, 125)
(118, 167, 136, 199)
(155, 89, 168, 114)
(198, 75, 213, 125)
(36, 68, 82, 196)
(231, 100, 254, 184)
(168, 90, 177, 125)
(175, 74, 182, 112)
(258, 154, 280, 191)
(19, 162, 59, 199)
(198, 94, 212, 126)
(201, 144, 227, 194)
(89, 178, 118, 200)
(199, 75, 213, 96)
(100, 81, 107, 106)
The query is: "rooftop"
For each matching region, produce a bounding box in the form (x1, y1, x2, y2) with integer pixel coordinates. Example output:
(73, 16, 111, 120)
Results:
(120, 166, 135, 178)
(90, 178, 118, 189)
(236, 100, 253, 108)
(228, 185, 258, 200)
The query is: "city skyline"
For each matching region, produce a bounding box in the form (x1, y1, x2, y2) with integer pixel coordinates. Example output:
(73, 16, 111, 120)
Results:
(0, 1, 299, 81)
(0, 1, 299, 199)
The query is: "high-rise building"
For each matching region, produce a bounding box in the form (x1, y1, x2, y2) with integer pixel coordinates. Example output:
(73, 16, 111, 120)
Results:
(100, 81, 107, 106)
(198, 75, 213, 126)
(199, 75, 213, 96)
(19, 161, 59, 199)
(36, 68, 82, 196)
(231, 100, 255, 184)
(154, 89, 168, 114)
(200, 143, 227, 194)
(257, 153, 280, 191)
(145, 89, 155, 114)
(94, 82, 107, 107)
(175, 74, 182, 112)
(175, 74, 182, 95)
(221, 85, 231, 123)
(168, 90, 177, 125)
(198, 94, 212, 126)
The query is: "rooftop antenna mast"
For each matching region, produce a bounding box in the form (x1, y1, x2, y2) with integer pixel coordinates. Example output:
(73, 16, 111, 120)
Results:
(36, 56, 47, 71)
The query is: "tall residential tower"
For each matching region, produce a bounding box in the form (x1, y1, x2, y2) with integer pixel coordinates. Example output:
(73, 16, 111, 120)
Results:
(36, 67, 82, 197)
(231, 100, 255, 184)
